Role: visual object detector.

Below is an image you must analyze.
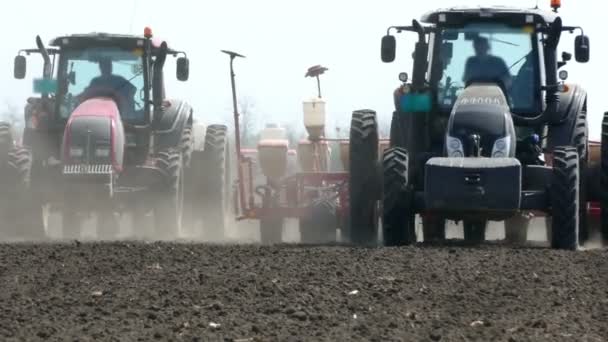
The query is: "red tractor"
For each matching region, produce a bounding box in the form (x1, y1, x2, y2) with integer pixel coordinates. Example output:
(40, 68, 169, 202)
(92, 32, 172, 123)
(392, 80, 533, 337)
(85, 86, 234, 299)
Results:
(2, 29, 229, 241)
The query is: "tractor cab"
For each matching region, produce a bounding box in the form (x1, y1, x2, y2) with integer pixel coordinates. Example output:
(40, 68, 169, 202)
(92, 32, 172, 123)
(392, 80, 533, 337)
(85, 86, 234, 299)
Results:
(13, 28, 191, 167)
(382, 3, 589, 160)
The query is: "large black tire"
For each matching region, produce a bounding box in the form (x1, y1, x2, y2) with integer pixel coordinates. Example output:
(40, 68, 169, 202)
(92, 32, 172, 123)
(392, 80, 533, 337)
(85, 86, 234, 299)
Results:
(1, 147, 44, 239)
(550, 146, 579, 250)
(422, 216, 445, 242)
(300, 198, 338, 244)
(13, 148, 45, 240)
(382, 147, 416, 246)
(182, 124, 199, 237)
(181, 124, 194, 168)
(572, 109, 589, 244)
(389, 111, 405, 148)
(504, 213, 529, 244)
(348, 109, 380, 245)
(154, 150, 183, 241)
(601, 112, 608, 244)
(201, 124, 229, 240)
(463, 220, 486, 244)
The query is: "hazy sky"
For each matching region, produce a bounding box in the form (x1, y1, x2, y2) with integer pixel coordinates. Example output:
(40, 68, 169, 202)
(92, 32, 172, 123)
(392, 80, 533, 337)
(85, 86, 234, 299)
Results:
(0, 0, 604, 139)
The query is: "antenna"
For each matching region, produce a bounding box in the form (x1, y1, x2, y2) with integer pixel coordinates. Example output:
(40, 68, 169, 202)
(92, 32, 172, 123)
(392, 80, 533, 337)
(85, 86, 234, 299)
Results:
(535, 0, 539, 9)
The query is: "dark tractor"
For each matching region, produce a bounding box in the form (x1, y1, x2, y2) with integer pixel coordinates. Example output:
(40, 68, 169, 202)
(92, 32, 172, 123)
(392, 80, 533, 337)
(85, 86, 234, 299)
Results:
(4, 28, 229, 241)
(349, 2, 593, 250)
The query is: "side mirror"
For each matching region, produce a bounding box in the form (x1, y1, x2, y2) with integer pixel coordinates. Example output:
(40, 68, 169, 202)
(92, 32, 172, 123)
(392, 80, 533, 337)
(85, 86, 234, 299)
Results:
(14, 55, 26, 79)
(381, 35, 396, 63)
(575, 35, 590, 63)
(176, 57, 190, 81)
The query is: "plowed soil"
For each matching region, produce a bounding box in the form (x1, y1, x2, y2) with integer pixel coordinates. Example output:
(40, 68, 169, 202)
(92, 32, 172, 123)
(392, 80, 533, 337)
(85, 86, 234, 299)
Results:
(0, 241, 606, 341)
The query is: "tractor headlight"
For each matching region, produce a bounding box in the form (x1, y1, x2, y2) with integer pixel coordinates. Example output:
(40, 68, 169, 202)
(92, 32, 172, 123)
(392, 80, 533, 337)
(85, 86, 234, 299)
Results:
(446, 135, 464, 157)
(70, 147, 84, 157)
(491, 136, 511, 158)
(95, 147, 111, 158)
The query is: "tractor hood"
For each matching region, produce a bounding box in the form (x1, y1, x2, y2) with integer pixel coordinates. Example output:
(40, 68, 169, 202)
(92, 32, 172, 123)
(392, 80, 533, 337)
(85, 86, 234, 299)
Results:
(61, 98, 125, 174)
(447, 83, 516, 157)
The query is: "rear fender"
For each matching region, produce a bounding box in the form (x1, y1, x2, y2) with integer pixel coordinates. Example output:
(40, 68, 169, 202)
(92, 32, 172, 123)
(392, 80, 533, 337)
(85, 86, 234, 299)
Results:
(546, 84, 587, 154)
(154, 99, 193, 152)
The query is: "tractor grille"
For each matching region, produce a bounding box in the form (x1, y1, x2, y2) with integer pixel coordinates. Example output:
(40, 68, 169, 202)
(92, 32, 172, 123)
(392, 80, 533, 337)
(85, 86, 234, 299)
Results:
(63, 164, 113, 175)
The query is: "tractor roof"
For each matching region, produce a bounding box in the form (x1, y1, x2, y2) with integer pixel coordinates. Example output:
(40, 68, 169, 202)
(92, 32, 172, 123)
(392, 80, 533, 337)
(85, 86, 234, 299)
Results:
(49, 33, 178, 54)
(421, 6, 559, 26)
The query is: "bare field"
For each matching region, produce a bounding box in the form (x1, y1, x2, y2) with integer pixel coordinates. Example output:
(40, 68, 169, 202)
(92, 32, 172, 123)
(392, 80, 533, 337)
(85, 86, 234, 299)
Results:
(0, 220, 606, 341)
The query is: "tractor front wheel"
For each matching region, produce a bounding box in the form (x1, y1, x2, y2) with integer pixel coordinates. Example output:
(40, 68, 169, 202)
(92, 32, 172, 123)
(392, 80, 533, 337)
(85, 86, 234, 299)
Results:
(201, 124, 230, 241)
(550, 146, 580, 250)
(154, 150, 184, 241)
(348, 109, 380, 246)
(382, 147, 416, 246)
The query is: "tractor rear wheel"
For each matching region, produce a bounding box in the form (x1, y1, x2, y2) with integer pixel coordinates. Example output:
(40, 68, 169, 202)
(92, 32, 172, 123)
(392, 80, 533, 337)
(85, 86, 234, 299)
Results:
(463, 220, 486, 244)
(550, 146, 579, 250)
(572, 109, 589, 244)
(201, 124, 230, 240)
(348, 109, 380, 245)
(300, 198, 338, 244)
(1, 147, 44, 240)
(154, 150, 184, 241)
(182, 124, 199, 237)
(12, 148, 44, 239)
(181, 124, 194, 168)
(389, 111, 405, 148)
(382, 147, 416, 246)
(601, 112, 608, 244)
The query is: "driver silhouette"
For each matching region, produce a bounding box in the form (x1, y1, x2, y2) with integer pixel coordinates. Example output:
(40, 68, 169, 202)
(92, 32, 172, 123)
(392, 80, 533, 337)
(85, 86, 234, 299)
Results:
(88, 58, 135, 95)
(84, 58, 137, 117)
(462, 36, 512, 91)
